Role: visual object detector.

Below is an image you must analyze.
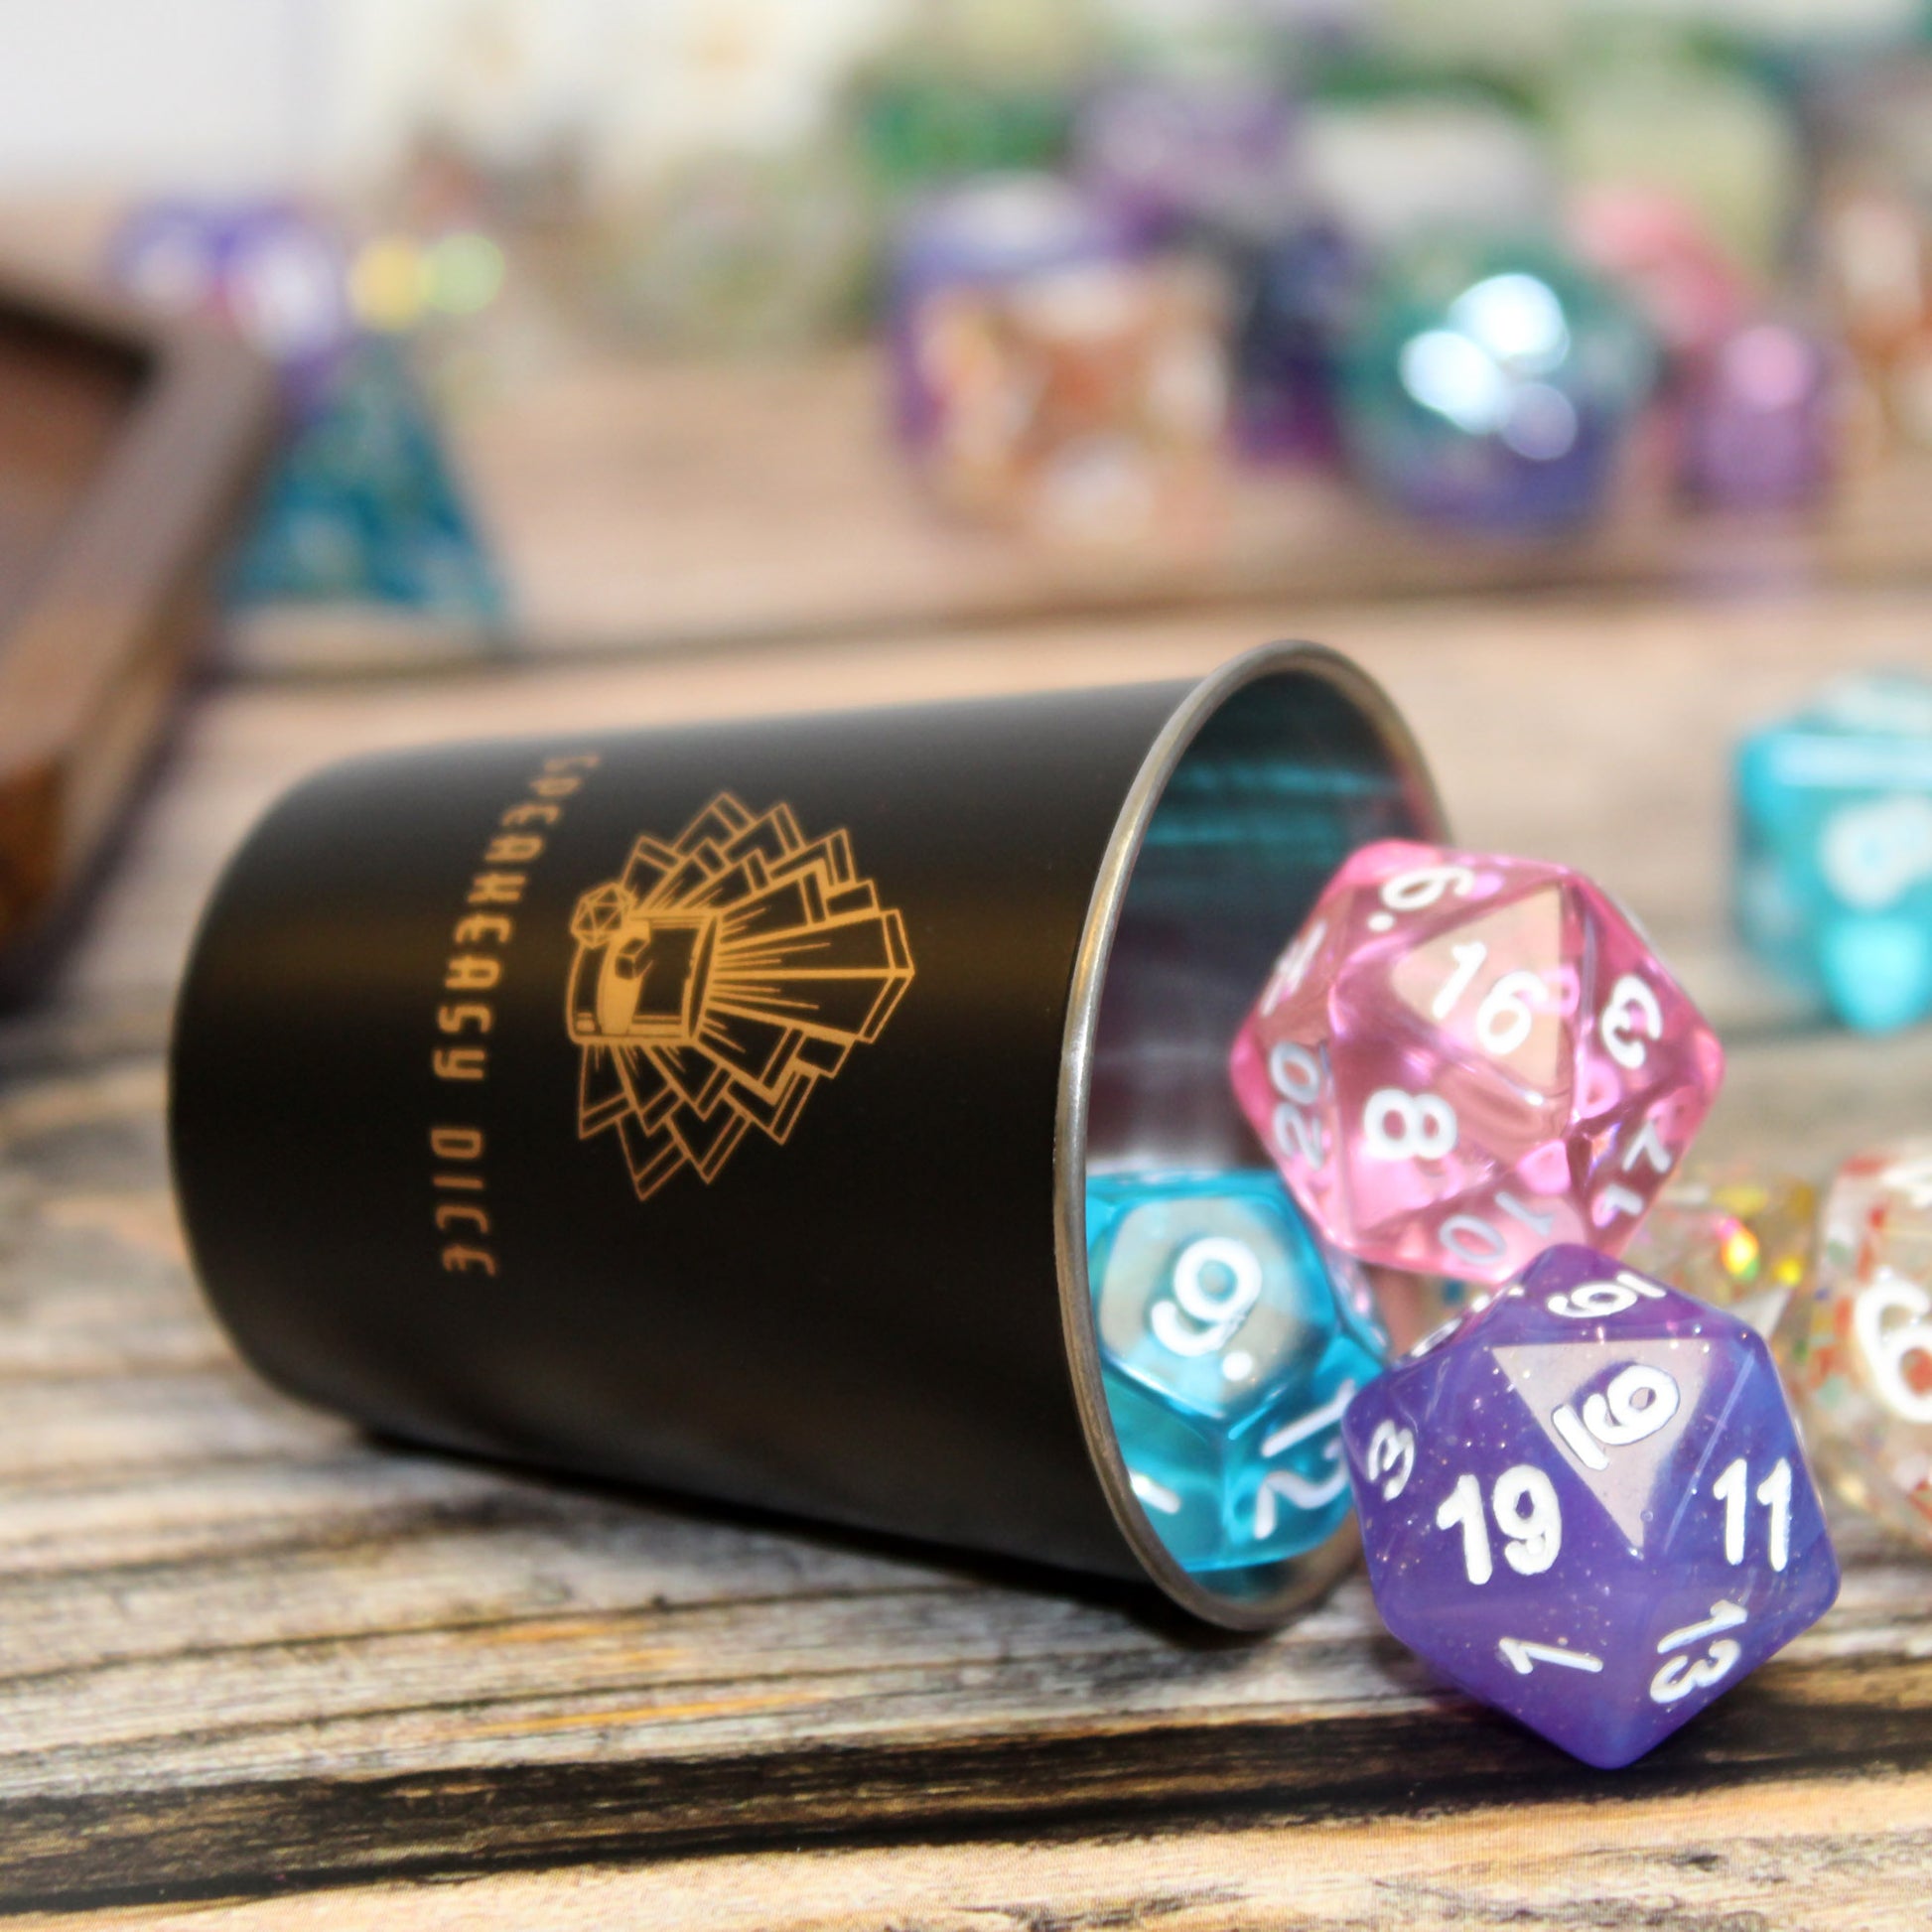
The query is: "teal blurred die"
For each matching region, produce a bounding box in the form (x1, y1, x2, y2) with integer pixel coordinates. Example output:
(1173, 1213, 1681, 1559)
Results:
(1736, 673, 1932, 1033)
(1087, 1171, 1388, 1572)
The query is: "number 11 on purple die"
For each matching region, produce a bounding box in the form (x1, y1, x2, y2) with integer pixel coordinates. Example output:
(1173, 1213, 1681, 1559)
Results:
(1228, 840, 1724, 1283)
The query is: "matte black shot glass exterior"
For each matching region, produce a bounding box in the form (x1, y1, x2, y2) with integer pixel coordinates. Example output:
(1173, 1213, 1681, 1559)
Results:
(170, 644, 1445, 1628)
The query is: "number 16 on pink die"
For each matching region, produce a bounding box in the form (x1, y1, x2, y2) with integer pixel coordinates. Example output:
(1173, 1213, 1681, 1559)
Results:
(1228, 840, 1725, 1284)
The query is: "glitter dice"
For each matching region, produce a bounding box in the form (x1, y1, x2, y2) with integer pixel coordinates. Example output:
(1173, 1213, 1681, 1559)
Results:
(1735, 672, 1932, 1033)
(1624, 1170, 1817, 1336)
(889, 176, 1229, 546)
(1229, 839, 1724, 1285)
(1342, 1245, 1839, 1769)
(1776, 1142, 1932, 1552)
(1088, 1171, 1386, 1574)
(1338, 238, 1657, 534)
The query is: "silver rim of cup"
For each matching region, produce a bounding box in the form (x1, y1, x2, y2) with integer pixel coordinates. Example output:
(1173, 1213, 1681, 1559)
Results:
(1055, 640, 1449, 1630)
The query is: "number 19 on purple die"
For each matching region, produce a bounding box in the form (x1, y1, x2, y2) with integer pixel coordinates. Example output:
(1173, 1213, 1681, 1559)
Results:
(1340, 1245, 1838, 1768)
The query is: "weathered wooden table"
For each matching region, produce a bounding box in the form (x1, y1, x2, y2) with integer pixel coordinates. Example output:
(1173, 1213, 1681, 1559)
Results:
(3, 590, 1930, 1926)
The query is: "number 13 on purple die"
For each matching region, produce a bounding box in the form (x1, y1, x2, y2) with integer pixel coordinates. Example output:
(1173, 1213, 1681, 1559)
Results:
(1228, 840, 1725, 1283)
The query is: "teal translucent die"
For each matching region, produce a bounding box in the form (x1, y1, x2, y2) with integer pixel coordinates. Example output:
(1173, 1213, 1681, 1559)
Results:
(228, 338, 505, 627)
(1088, 1171, 1388, 1573)
(1097, 1372, 1225, 1570)
(1735, 673, 1932, 1033)
(1339, 236, 1657, 534)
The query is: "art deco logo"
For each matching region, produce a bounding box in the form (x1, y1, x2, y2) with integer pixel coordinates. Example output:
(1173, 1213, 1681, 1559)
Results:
(567, 793, 915, 1199)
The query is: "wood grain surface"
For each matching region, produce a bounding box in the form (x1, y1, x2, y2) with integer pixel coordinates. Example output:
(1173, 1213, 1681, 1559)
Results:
(2, 591, 1929, 1926)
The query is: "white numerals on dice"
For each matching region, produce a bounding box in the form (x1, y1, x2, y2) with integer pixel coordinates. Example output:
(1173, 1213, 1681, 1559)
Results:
(1436, 1464, 1563, 1585)
(1878, 1155, 1932, 1209)
(1362, 1088, 1457, 1163)
(1430, 940, 1488, 1019)
(1551, 1364, 1680, 1472)
(1149, 1236, 1262, 1359)
(1712, 1455, 1791, 1572)
(1546, 1269, 1668, 1320)
(1600, 974, 1664, 1071)
(1250, 1382, 1356, 1536)
(1498, 1636, 1604, 1677)
(1261, 919, 1328, 1016)
(1436, 1192, 1560, 1271)
(1380, 864, 1476, 914)
(1363, 1420, 1416, 1501)
(1429, 941, 1547, 1059)
(1649, 1599, 1747, 1705)
(1853, 1276, 1932, 1425)
(1592, 1115, 1677, 1225)
(1267, 1040, 1327, 1171)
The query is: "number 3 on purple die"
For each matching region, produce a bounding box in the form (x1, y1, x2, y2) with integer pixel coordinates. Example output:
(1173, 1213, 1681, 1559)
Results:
(1364, 1420, 1416, 1501)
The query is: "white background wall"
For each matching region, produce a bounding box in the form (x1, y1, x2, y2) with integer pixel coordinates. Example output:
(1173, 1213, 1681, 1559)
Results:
(0, 0, 1914, 197)
(0, 0, 903, 195)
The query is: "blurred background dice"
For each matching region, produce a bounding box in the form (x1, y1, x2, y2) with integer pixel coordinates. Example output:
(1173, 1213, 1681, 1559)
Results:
(1622, 1169, 1818, 1335)
(1342, 1244, 1839, 1768)
(1675, 320, 1839, 513)
(889, 175, 1230, 546)
(1087, 1170, 1386, 1574)
(1735, 671, 1932, 1033)
(111, 199, 353, 414)
(1228, 839, 1724, 1284)
(1777, 1141, 1932, 1553)
(1338, 237, 1658, 534)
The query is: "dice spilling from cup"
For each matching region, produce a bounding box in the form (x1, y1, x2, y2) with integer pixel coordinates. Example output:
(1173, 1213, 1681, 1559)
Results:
(1093, 832, 1932, 1767)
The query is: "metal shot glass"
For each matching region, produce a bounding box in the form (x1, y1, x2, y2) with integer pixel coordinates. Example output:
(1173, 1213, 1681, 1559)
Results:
(170, 644, 1445, 1628)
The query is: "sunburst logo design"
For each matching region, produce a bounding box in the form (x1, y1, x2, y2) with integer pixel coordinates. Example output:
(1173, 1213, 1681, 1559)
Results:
(567, 793, 915, 1199)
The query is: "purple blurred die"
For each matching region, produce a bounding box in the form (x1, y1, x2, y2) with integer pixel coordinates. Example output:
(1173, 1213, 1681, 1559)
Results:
(1341, 1244, 1839, 1768)
(1072, 74, 1297, 239)
(887, 175, 1229, 546)
(1228, 220, 1363, 464)
(110, 199, 351, 413)
(1678, 321, 1837, 512)
(887, 175, 1138, 448)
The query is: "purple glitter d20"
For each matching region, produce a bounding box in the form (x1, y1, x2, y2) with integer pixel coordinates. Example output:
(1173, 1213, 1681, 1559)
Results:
(1342, 1245, 1839, 1768)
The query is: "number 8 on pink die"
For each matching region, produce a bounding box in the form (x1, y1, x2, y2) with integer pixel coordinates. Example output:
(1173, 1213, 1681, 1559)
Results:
(1228, 840, 1724, 1283)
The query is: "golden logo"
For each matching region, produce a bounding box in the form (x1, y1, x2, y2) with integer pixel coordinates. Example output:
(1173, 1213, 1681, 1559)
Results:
(567, 793, 915, 1198)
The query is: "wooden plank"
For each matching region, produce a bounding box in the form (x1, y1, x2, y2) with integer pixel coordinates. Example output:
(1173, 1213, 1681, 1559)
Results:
(16, 1776, 1927, 1932)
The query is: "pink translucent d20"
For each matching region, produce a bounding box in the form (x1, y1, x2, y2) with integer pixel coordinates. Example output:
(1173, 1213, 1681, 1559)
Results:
(1229, 840, 1725, 1283)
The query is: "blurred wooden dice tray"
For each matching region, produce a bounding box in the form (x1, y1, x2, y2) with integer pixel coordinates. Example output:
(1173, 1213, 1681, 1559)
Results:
(0, 264, 275, 996)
